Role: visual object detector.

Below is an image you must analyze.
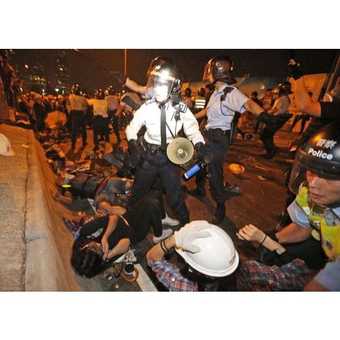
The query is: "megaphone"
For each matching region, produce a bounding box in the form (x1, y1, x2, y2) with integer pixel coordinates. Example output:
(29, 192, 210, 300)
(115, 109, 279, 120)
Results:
(166, 137, 194, 166)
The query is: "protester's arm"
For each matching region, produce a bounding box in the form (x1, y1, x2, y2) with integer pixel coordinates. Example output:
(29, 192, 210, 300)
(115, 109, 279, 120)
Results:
(107, 238, 130, 260)
(125, 77, 147, 95)
(147, 223, 211, 262)
(237, 224, 286, 253)
(244, 98, 265, 116)
(275, 222, 311, 244)
(146, 235, 176, 262)
(101, 214, 119, 259)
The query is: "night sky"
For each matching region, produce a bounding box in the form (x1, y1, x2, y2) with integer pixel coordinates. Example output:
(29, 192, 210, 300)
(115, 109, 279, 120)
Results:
(9, 49, 338, 92)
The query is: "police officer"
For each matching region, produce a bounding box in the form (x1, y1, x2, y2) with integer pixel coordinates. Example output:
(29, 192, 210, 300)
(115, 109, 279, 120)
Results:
(194, 56, 265, 223)
(68, 83, 89, 151)
(88, 89, 110, 150)
(237, 122, 340, 291)
(126, 58, 205, 225)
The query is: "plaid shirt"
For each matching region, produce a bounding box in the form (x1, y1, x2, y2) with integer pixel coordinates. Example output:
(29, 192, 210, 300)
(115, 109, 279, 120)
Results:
(148, 259, 198, 292)
(236, 258, 315, 291)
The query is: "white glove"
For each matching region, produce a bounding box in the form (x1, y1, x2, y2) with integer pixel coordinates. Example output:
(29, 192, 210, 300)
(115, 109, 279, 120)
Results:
(174, 221, 211, 253)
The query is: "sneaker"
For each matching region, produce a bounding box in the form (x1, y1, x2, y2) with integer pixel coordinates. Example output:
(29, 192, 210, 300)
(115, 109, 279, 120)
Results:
(224, 184, 240, 195)
(162, 215, 180, 227)
(152, 228, 173, 244)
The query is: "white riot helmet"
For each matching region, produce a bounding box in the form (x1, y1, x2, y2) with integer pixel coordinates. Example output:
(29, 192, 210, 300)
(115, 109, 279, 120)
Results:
(175, 221, 239, 277)
(145, 57, 181, 104)
(0, 133, 15, 156)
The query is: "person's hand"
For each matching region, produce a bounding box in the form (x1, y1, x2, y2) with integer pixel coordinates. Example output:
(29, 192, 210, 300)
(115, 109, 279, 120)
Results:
(106, 249, 116, 260)
(128, 140, 141, 168)
(174, 221, 211, 253)
(237, 224, 266, 243)
(194, 142, 205, 160)
(101, 237, 109, 260)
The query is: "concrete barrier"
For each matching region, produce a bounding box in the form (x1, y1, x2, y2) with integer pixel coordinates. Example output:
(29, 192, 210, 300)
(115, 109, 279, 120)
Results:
(25, 134, 81, 291)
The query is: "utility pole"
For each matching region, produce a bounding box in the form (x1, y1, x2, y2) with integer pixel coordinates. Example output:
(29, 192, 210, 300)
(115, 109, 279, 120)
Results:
(124, 49, 127, 78)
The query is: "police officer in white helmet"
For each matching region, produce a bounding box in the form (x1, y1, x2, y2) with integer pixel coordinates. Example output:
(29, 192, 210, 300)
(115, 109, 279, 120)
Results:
(126, 57, 206, 225)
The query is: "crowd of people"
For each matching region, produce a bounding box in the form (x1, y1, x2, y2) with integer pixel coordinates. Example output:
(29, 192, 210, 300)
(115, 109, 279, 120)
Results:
(2, 50, 340, 291)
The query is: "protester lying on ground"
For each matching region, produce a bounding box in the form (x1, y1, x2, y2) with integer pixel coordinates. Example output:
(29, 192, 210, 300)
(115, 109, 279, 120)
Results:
(236, 122, 340, 291)
(70, 212, 130, 278)
(146, 221, 239, 291)
(55, 174, 132, 207)
(69, 194, 174, 278)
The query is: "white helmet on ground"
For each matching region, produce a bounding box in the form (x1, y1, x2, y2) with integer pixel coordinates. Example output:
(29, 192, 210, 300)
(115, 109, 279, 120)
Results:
(175, 221, 239, 277)
(0, 133, 15, 156)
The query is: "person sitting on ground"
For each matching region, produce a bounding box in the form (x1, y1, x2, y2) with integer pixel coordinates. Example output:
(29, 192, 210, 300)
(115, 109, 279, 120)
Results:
(146, 221, 239, 291)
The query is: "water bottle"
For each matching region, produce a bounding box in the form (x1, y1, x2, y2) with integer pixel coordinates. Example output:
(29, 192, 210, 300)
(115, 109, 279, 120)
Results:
(183, 162, 205, 180)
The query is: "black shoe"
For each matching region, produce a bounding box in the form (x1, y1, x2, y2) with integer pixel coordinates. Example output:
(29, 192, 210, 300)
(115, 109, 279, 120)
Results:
(212, 203, 225, 224)
(188, 188, 206, 198)
(224, 184, 240, 196)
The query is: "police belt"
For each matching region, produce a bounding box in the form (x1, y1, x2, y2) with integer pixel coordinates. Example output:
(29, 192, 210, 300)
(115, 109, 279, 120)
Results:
(205, 128, 230, 135)
(204, 128, 231, 140)
(142, 139, 168, 154)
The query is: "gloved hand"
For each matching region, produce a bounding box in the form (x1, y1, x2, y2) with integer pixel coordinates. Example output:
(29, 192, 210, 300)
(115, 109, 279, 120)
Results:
(194, 142, 208, 162)
(128, 139, 141, 168)
(174, 221, 211, 253)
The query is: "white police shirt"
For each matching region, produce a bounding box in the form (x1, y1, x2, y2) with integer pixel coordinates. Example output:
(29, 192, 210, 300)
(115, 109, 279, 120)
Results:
(126, 101, 205, 146)
(206, 85, 248, 131)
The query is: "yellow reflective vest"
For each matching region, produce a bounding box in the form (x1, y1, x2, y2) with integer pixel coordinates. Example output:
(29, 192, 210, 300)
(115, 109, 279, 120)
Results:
(295, 185, 340, 260)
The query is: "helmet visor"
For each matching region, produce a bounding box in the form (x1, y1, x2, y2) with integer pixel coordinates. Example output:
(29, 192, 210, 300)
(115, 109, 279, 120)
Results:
(146, 69, 176, 103)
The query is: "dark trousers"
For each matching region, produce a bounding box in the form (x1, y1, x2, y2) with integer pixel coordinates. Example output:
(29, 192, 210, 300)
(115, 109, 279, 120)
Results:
(71, 110, 87, 148)
(260, 114, 291, 155)
(128, 147, 189, 225)
(127, 191, 164, 242)
(35, 112, 46, 132)
(93, 116, 110, 147)
(108, 110, 120, 143)
(196, 129, 230, 204)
